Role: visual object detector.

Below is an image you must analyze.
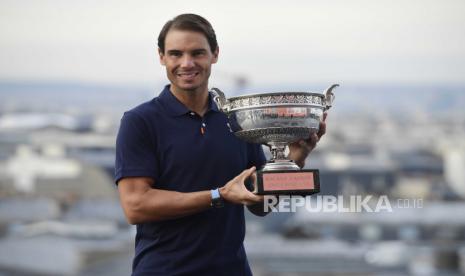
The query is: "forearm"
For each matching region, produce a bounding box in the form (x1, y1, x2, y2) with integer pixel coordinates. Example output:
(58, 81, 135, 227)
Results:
(119, 167, 263, 224)
(122, 188, 212, 224)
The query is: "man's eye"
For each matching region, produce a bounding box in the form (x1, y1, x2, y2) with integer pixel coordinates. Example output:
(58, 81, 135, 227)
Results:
(193, 51, 205, 57)
(169, 52, 182, 57)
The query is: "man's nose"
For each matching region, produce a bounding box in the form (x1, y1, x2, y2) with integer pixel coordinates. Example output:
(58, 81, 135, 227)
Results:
(180, 55, 194, 68)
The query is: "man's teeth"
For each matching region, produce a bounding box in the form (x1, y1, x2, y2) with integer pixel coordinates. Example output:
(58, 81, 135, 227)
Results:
(178, 72, 197, 77)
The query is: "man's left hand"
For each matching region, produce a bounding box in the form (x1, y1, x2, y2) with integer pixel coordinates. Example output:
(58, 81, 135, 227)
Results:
(287, 112, 328, 168)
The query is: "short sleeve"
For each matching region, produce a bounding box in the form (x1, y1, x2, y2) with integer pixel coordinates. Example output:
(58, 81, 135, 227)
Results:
(115, 112, 159, 184)
(247, 144, 266, 169)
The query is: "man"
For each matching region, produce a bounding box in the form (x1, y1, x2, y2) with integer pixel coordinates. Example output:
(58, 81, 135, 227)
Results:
(115, 13, 326, 275)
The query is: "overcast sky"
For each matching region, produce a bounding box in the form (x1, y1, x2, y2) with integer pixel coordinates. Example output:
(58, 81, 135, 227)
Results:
(1, 0, 464, 88)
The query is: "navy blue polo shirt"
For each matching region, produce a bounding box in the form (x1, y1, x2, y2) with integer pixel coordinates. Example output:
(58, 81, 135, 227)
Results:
(115, 85, 266, 276)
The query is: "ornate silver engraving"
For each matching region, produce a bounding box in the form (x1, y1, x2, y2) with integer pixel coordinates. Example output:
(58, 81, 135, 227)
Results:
(226, 92, 332, 111)
(209, 84, 339, 172)
(235, 127, 316, 144)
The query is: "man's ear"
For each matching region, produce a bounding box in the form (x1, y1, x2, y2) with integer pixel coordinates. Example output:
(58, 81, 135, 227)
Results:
(158, 48, 166, 65)
(212, 47, 219, 64)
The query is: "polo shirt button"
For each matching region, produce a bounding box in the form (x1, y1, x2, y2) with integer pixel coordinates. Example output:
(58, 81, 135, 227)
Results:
(190, 112, 195, 116)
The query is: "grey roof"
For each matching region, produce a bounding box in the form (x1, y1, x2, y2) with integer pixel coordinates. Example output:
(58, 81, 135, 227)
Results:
(0, 197, 61, 224)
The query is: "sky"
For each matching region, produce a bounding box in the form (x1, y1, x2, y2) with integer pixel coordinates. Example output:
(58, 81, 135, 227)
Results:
(0, 0, 464, 88)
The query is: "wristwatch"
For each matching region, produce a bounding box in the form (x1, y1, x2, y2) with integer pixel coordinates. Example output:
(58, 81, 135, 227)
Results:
(210, 188, 224, 208)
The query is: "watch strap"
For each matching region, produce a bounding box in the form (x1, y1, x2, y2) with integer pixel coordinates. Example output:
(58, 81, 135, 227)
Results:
(210, 188, 224, 208)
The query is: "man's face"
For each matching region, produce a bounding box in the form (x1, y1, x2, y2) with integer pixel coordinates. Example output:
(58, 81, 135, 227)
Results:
(159, 29, 218, 94)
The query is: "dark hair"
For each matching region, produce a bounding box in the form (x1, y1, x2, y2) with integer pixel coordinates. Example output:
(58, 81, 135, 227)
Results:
(158, 13, 218, 54)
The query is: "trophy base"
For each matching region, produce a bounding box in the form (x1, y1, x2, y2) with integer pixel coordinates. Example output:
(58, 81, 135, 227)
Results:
(249, 169, 320, 195)
(262, 160, 300, 171)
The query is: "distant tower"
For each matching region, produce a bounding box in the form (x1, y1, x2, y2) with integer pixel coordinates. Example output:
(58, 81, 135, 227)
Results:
(234, 76, 248, 91)
(444, 146, 465, 198)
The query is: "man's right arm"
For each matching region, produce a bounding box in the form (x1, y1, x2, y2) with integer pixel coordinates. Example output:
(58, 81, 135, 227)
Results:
(118, 177, 212, 224)
(118, 167, 263, 224)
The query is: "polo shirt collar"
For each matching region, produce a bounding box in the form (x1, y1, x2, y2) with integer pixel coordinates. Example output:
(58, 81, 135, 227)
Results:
(159, 84, 220, 117)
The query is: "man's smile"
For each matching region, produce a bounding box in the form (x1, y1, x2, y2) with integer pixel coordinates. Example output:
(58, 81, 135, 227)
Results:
(176, 71, 199, 80)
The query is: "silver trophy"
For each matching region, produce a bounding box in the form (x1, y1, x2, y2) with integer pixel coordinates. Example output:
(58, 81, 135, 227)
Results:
(211, 84, 338, 195)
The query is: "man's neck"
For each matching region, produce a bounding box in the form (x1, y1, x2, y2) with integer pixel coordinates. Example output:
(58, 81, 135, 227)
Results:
(170, 85, 209, 117)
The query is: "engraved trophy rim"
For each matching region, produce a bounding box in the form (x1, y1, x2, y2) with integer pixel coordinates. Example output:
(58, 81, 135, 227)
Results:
(225, 92, 327, 112)
(228, 91, 326, 101)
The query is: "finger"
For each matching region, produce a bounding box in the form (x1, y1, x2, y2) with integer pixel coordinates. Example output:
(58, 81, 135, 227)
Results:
(243, 172, 257, 192)
(252, 194, 264, 203)
(245, 194, 264, 205)
(249, 171, 257, 185)
(307, 133, 319, 147)
(317, 121, 326, 138)
(323, 112, 328, 122)
(302, 138, 313, 149)
(240, 166, 256, 180)
(298, 137, 314, 153)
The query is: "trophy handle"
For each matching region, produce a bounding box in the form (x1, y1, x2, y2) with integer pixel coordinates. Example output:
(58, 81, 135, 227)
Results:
(210, 87, 230, 112)
(324, 84, 339, 111)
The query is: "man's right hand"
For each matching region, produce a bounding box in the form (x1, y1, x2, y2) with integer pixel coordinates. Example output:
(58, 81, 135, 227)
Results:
(220, 167, 264, 205)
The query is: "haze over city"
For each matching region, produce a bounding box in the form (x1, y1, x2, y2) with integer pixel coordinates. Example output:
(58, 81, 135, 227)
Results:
(1, 0, 464, 87)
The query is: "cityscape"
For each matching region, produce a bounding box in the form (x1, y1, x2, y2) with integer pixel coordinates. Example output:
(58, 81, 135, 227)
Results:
(0, 82, 464, 275)
(1, 0, 464, 274)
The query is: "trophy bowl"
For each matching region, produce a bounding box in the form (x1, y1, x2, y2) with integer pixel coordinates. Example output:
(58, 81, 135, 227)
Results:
(211, 84, 338, 195)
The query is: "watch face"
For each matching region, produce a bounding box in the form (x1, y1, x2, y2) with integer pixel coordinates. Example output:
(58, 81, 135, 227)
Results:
(211, 189, 224, 208)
